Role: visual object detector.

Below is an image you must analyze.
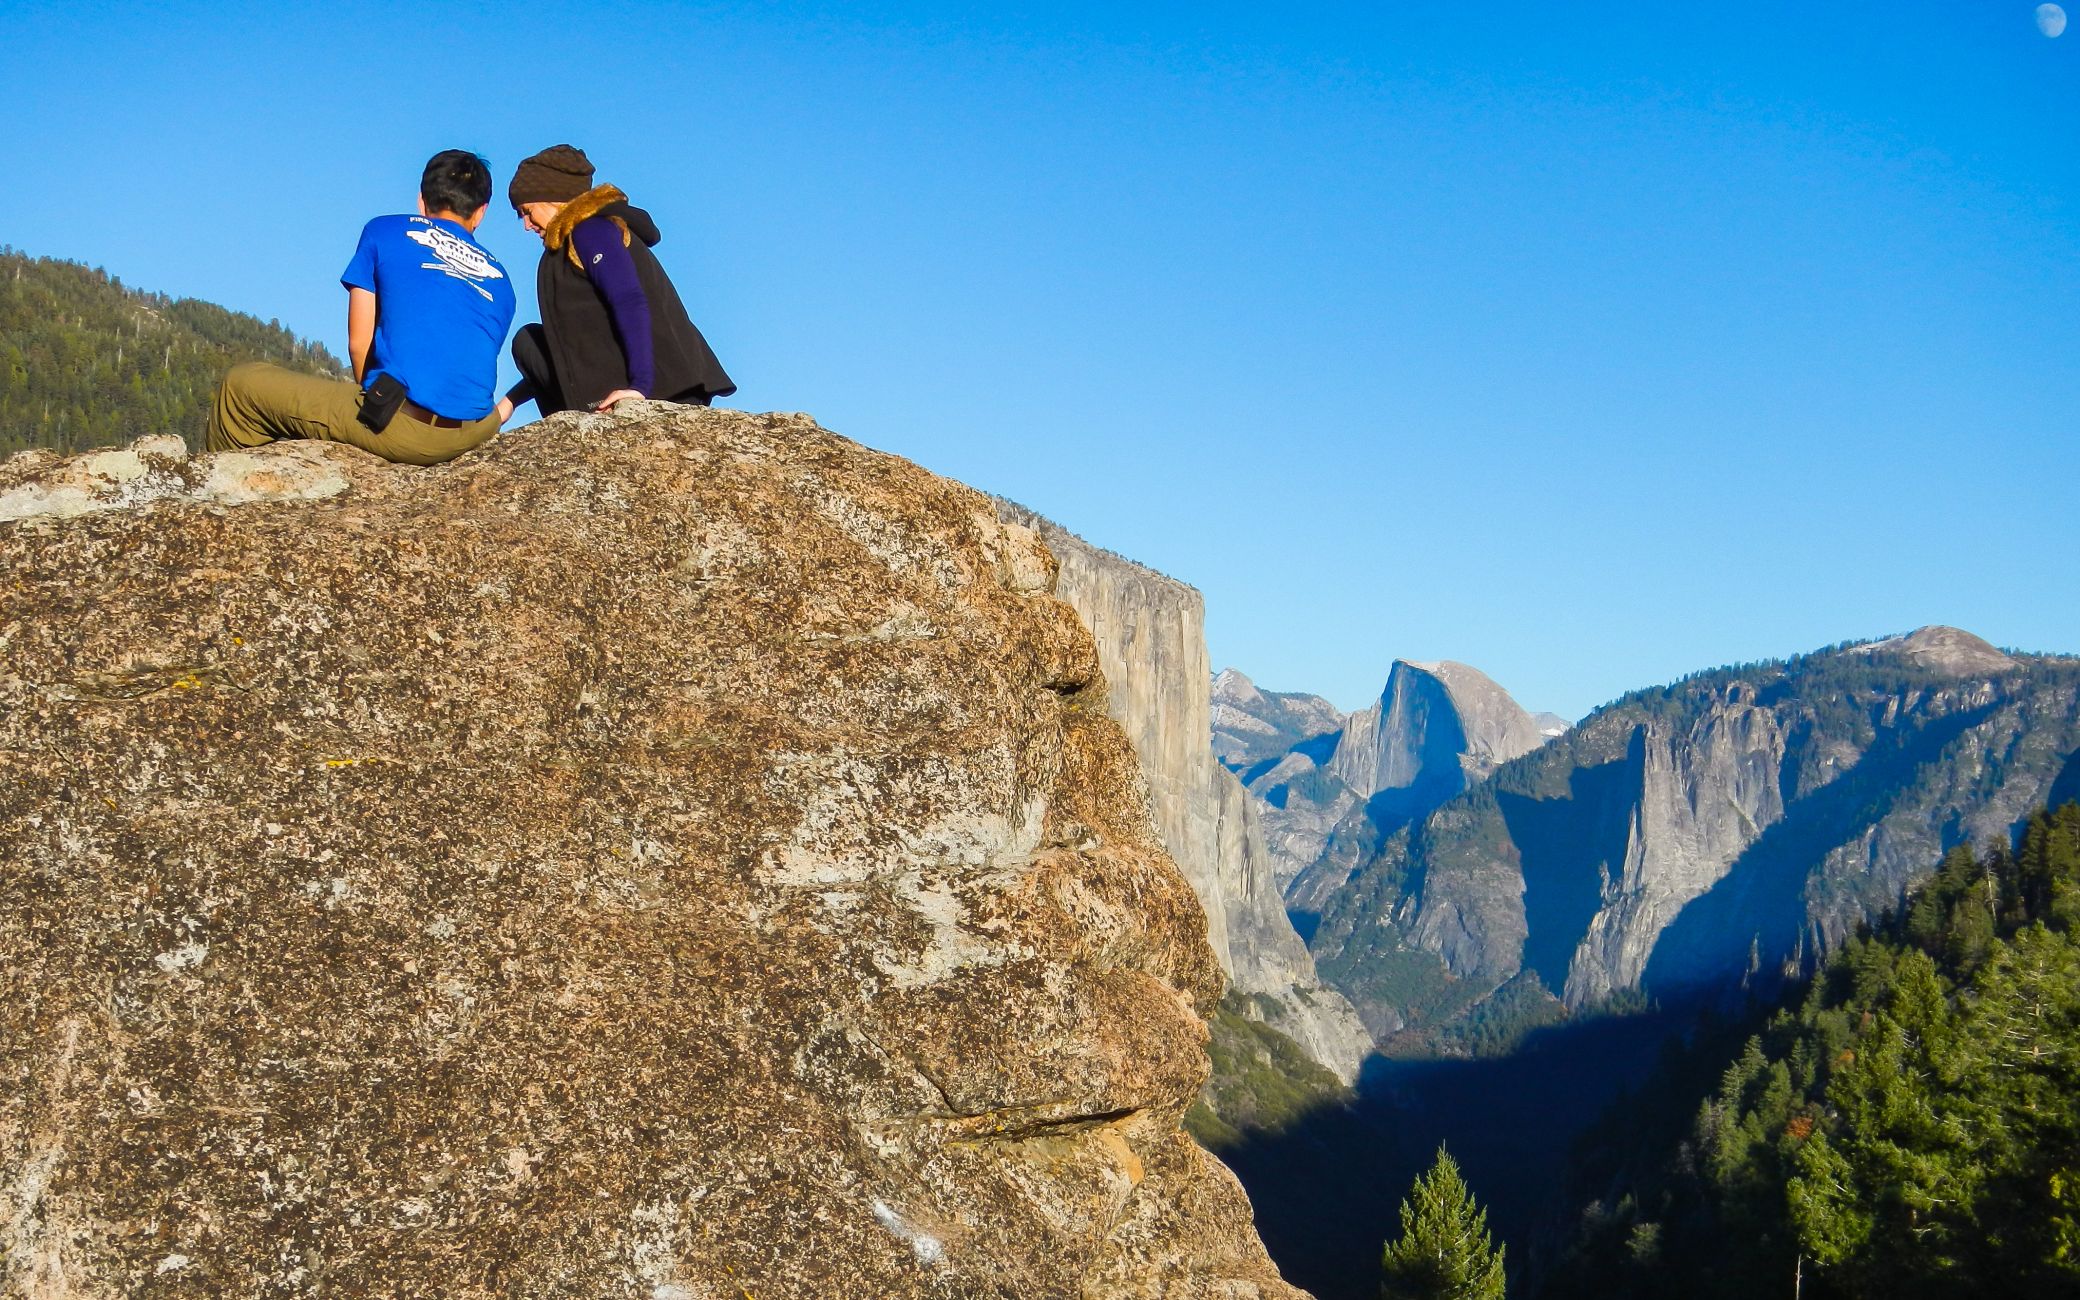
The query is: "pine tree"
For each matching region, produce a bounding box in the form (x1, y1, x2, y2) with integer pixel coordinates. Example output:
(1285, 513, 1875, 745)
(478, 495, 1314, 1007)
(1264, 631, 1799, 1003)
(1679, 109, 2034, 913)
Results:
(1380, 1145, 1506, 1300)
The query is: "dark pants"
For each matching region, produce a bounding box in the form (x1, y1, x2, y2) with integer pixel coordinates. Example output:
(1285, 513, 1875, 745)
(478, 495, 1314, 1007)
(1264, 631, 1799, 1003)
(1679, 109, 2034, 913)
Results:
(510, 324, 571, 416)
(509, 323, 714, 416)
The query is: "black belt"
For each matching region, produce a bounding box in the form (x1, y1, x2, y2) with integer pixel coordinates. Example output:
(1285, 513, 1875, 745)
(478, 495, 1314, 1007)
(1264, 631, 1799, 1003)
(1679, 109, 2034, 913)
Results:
(399, 398, 469, 429)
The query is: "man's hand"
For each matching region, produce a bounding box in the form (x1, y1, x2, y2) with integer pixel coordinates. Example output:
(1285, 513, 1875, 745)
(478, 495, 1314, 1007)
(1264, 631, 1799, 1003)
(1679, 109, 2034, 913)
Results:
(594, 389, 644, 412)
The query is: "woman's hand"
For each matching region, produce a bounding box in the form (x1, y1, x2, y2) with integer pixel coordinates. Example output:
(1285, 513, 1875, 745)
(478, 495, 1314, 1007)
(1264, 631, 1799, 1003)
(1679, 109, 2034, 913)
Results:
(494, 396, 515, 425)
(594, 389, 644, 412)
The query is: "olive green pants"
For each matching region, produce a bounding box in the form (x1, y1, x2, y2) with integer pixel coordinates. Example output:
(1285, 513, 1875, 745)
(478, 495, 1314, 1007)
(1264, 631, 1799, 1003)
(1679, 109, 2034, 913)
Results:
(207, 362, 499, 466)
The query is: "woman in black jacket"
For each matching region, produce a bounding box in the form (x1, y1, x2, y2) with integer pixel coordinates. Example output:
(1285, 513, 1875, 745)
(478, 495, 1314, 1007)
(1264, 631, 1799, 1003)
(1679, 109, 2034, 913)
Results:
(496, 145, 735, 421)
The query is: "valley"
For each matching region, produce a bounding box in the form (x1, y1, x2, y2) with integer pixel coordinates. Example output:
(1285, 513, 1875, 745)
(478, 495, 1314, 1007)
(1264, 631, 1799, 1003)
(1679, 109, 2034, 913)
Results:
(1201, 630, 2080, 1296)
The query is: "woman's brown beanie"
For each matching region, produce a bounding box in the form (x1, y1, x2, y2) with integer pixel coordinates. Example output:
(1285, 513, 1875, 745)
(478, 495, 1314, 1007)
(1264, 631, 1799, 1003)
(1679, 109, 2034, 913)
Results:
(507, 145, 596, 207)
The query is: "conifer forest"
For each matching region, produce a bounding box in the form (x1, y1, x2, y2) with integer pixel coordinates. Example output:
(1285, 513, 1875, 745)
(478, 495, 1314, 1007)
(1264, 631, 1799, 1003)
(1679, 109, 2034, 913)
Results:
(0, 249, 342, 456)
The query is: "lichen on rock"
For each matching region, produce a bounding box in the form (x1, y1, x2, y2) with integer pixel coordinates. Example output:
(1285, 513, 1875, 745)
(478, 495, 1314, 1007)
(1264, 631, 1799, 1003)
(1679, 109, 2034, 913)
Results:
(0, 408, 1306, 1298)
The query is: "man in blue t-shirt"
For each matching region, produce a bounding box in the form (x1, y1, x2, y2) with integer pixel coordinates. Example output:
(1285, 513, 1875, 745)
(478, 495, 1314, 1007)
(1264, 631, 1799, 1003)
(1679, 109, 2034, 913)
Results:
(207, 151, 517, 466)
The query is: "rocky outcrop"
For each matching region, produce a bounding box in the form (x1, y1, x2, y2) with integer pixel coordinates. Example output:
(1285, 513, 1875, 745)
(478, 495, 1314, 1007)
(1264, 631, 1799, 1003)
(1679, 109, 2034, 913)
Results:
(1847, 625, 2018, 677)
(994, 506, 1373, 1083)
(0, 414, 1307, 1298)
(1307, 630, 2080, 1030)
(0, 435, 349, 520)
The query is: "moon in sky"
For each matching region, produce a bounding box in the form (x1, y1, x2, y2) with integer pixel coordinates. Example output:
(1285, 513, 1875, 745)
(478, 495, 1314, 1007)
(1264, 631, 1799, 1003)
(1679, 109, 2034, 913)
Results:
(2040, 4, 2068, 37)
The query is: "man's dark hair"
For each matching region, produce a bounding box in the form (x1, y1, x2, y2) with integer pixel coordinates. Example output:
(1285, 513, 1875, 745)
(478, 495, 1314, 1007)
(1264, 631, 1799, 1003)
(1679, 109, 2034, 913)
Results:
(420, 150, 493, 217)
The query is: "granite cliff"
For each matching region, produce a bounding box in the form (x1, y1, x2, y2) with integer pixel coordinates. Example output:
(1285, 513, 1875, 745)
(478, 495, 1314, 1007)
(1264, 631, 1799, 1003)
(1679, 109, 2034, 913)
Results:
(1307, 629, 2080, 1034)
(991, 507, 1373, 1083)
(0, 412, 1307, 1298)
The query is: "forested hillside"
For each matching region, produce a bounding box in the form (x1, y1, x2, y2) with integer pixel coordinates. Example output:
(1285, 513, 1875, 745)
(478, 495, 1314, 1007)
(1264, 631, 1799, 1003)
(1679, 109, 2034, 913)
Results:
(1544, 803, 2080, 1299)
(0, 249, 343, 455)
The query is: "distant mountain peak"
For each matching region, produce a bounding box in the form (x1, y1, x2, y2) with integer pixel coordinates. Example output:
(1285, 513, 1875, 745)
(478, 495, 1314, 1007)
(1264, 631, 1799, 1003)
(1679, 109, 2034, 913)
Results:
(1369, 659, 1545, 767)
(1847, 625, 2016, 676)
(1210, 669, 1344, 772)
(1395, 657, 1512, 695)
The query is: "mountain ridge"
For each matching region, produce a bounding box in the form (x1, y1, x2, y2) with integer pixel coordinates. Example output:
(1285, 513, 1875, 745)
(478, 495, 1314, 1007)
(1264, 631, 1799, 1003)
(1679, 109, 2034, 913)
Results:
(1305, 626, 2080, 1037)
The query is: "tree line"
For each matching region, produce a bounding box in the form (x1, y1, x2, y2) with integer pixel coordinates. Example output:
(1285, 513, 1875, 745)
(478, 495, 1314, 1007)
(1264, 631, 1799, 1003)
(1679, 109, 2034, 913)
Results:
(1541, 803, 2080, 1299)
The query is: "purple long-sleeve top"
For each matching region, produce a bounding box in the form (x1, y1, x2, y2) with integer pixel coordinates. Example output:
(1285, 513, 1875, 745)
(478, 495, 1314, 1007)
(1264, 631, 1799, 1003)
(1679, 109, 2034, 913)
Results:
(571, 218, 655, 395)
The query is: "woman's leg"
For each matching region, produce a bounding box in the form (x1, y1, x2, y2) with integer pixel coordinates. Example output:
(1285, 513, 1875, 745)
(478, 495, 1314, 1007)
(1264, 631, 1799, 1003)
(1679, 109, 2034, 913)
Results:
(509, 324, 570, 416)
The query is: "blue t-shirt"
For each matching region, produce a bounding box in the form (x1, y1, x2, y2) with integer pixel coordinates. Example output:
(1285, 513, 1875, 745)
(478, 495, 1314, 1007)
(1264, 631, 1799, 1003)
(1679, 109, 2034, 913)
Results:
(341, 215, 516, 420)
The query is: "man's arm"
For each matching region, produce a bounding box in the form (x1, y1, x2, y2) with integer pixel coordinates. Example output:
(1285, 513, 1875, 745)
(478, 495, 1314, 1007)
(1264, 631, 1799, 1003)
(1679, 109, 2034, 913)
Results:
(347, 287, 377, 384)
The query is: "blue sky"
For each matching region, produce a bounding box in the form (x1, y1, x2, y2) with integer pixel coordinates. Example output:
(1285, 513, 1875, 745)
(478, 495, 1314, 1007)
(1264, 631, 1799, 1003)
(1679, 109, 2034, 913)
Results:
(5, 1, 2075, 718)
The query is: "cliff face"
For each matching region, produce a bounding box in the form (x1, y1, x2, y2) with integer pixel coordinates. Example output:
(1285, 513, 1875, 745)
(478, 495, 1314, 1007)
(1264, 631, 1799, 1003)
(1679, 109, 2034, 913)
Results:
(0, 414, 1307, 1299)
(1328, 660, 1548, 832)
(1204, 767, 1373, 1074)
(1558, 689, 1789, 1004)
(993, 507, 1373, 1083)
(1308, 629, 2080, 1030)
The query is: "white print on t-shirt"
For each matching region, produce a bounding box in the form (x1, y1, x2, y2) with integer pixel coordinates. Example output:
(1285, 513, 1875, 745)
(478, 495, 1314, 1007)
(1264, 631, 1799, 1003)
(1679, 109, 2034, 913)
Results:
(406, 221, 505, 300)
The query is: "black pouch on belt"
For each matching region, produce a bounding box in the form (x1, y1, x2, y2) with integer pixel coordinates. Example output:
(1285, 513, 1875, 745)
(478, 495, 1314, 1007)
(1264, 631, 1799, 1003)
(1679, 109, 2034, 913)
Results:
(357, 373, 407, 433)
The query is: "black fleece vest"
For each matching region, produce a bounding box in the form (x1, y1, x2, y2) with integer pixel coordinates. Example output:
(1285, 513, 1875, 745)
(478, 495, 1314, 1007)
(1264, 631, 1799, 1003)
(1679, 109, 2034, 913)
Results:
(535, 218, 735, 408)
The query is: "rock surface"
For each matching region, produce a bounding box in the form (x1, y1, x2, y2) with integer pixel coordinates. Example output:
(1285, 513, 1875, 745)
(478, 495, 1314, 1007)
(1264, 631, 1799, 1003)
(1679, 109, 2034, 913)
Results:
(993, 507, 1373, 1083)
(0, 413, 1308, 1298)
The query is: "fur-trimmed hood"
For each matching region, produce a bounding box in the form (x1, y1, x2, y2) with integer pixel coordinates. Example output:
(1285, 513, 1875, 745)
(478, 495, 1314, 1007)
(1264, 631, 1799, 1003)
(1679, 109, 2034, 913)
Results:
(542, 185, 662, 270)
